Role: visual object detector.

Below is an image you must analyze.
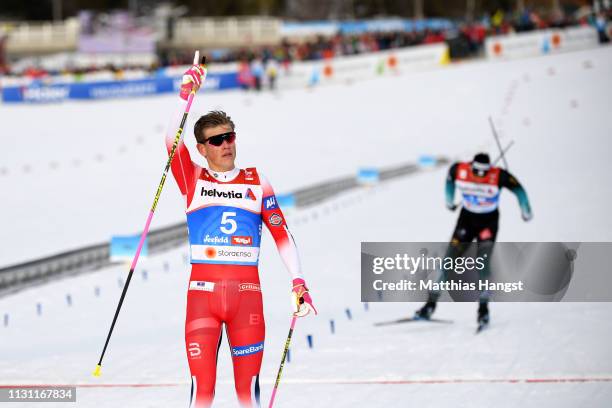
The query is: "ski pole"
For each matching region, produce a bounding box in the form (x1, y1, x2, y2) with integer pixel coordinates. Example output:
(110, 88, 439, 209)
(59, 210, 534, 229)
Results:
(268, 316, 297, 408)
(492, 140, 514, 166)
(93, 51, 205, 378)
(488, 116, 509, 169)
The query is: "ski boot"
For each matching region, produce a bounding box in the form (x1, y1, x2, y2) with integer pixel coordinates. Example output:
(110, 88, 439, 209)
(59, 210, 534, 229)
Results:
(477, 301, 489, 332)
(414, 301, 437, 320)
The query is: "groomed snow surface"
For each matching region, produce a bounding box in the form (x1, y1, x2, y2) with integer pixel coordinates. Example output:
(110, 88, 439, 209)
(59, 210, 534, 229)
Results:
(1, 46, 612, 407)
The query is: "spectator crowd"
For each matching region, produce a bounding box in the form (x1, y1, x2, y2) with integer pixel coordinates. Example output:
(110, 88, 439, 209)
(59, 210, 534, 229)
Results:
(1, 6, 610, 87)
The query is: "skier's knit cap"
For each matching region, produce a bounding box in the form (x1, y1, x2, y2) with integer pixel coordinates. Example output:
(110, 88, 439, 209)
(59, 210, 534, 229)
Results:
(472, 152, 490, 165)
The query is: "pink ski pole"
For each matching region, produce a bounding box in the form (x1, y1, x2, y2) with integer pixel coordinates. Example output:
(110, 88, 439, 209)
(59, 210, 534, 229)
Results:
(93, 51, 205, 377)
(269, 316, 298, 407)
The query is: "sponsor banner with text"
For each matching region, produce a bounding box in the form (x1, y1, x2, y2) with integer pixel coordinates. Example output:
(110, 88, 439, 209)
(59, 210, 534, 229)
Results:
(485, 26, 599, 60)
(1, 72, 238, 103)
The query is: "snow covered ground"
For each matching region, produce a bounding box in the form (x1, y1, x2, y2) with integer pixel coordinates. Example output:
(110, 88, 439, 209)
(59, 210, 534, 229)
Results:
(1, 45, 612, 407)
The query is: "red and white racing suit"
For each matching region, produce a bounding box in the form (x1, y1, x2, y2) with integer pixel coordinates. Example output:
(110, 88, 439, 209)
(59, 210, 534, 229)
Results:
(165, 112, 302, 408)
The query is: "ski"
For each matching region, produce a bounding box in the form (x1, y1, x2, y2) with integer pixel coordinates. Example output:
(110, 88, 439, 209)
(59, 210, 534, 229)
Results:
(374, 317, 454, 326)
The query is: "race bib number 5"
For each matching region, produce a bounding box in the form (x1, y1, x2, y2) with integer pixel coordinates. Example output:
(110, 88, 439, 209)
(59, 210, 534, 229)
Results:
(220, 211, 237, 234)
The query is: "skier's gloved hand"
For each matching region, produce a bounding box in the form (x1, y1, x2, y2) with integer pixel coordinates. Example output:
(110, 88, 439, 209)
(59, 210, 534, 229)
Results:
(446, 202, 458, 212)
(180, 64, 207, 100)
(291, 278, 317, 317)
(521, 211, 533, 222)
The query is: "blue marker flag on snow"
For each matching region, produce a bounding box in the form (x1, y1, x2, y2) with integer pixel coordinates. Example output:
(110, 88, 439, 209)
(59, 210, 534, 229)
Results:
(542, 38, 551, 54)
(418, 155, 437, 168)
(110, 235, 147, 262)
(357, 168, 380, 184)
(276, 194, 296, 209)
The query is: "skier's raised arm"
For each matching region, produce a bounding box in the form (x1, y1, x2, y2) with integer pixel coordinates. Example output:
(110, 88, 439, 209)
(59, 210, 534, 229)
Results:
(164, 64, 206, 199)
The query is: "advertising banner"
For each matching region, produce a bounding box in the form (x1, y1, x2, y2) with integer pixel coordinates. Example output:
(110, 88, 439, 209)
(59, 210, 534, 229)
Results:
(1, 72, 239, 103)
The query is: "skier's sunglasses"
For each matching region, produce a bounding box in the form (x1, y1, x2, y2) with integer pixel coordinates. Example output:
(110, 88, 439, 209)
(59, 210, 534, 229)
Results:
(202, 131, 236, 146)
